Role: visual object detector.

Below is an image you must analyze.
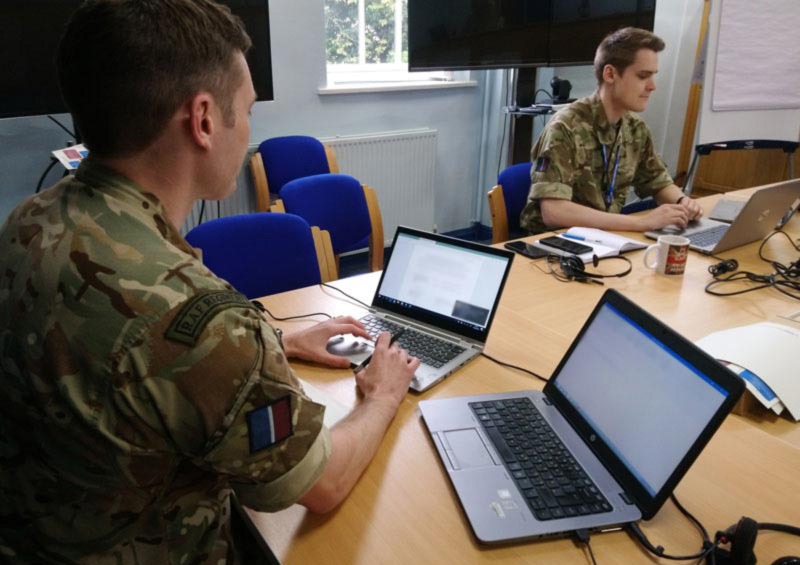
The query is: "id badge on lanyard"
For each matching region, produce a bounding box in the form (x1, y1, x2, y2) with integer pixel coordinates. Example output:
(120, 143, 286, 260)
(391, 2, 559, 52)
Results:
(601, 144, 621, 209)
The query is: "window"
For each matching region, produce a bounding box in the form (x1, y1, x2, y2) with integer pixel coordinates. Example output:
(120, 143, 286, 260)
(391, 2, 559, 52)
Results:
(324, 0, 451, 87)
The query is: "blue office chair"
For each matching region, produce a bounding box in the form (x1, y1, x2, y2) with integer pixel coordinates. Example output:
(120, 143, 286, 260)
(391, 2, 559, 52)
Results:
(273, 173, 385, 273)
(249, 135, 339, 212)
(487, 163, 533, 243)
(185, 212, 334, 299)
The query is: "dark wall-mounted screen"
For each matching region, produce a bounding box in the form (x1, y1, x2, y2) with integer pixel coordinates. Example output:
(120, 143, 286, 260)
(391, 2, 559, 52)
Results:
(0, 0, 273, 120)
(409, 0, 656, 71)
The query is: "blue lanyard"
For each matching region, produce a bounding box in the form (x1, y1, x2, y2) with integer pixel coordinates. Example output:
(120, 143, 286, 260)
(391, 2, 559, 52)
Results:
(601, 144, 621, 208)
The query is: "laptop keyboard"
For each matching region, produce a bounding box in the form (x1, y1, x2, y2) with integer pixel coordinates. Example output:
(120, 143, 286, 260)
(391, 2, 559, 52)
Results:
(361, 315, 466, 368)
(470, 397, 612, 521)
(685, 224, 729, 248)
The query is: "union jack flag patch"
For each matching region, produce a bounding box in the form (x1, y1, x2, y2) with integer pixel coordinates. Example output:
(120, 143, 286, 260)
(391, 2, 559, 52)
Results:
(247, 396, 293, 453)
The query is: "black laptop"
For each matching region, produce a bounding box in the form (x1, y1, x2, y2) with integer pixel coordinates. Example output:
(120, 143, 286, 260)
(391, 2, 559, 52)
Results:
(419, 290, 744, 543)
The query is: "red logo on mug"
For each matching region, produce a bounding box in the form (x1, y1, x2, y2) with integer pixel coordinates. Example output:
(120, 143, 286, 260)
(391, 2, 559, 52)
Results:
(665, 245, 687, 275)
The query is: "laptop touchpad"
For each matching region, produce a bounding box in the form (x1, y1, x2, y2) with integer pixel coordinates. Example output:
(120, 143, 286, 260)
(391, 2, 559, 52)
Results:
(443, 429, 495, 469)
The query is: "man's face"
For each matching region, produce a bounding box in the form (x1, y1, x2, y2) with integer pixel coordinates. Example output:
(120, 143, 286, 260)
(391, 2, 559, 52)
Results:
(210, 52, 256, 199)
(609, 48, 658, 113)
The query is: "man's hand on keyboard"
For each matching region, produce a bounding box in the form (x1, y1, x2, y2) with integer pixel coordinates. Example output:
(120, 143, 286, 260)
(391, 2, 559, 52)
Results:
(638, 203, 691, 231)
(282, 316, 372, 369)
(678, 195, 704, 221)
(356, 331, 419, 409)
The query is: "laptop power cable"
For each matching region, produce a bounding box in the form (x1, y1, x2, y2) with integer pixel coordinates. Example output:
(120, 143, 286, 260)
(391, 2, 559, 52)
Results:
(626, 494, 719, 562)
(320, 282, 371, 309)
(251, 300, 333, 321)
(574, 528, 598, 565)
(480, 352, 549, 383)
(705, 230, 800, 300)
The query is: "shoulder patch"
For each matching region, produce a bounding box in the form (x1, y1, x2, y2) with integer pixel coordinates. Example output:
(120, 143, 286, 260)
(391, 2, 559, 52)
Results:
(246, 396, 293, 453)
(165, 290, 256, 346)
(535, 156, 550, 172)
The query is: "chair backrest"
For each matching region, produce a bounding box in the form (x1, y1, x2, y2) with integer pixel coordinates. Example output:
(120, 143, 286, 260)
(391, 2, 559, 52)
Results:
(621, 196, 657, 214)
(185, 212, 331, 298)
(277, 173, 384, 271)
(488, 163, 532, 243)
(249, 136, 340, 212)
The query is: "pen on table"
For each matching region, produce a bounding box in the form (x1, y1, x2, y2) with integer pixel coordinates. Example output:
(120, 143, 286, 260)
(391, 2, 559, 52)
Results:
(354, 329, 406, 372)
(561, 233, 604, 244)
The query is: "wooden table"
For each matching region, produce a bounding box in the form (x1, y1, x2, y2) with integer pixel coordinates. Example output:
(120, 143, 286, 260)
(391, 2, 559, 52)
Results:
(248, 189, 800, 564)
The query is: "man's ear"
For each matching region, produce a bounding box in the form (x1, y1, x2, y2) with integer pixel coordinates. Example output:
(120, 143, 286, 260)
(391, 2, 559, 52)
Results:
(187, 92, 215, 150)
(601, 63, 618, 84)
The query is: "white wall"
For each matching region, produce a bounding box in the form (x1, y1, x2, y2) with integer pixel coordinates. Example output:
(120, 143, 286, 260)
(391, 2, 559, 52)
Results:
(646, 0, 704, 171)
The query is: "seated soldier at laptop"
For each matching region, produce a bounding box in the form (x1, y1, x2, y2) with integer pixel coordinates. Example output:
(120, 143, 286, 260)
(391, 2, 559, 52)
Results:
(520, 27, 704, 235)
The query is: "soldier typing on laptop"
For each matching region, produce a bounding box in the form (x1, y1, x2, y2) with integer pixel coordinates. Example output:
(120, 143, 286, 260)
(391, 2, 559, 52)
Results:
(520, 27, 704, 235)
(0, 1, 418, 563)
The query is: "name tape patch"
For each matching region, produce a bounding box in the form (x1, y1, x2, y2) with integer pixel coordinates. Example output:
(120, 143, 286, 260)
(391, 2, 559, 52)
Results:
(165, 290, 255, 346)
(247, 396, 293, 453)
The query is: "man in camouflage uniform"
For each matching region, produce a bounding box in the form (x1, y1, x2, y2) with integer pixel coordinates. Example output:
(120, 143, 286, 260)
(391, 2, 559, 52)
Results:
(520, 27, 704, 235)
(0, 1, 418, 563)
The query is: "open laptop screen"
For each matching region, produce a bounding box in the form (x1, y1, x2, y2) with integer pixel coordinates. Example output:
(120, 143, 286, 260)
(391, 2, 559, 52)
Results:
(544, 290, 743, 519)
(372, 227, 514, 343)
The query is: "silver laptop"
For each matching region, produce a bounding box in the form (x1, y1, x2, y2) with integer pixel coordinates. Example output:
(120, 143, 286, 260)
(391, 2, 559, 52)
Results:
(327, 226, 514, 392)
(708, 198, 747, 223)
(645, 178, 800, 254)
(419, 290, 743, 544)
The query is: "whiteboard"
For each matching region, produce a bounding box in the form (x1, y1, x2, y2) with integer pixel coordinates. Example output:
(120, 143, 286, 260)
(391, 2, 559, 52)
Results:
(696, 0, 800, 145)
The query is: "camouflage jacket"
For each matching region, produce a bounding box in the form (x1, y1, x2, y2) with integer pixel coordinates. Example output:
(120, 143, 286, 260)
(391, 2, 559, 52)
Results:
(0, 159, 330, 564)
(520, 93, 673, 234)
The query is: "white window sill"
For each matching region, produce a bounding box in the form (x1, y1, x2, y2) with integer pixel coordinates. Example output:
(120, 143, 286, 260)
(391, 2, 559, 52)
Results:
(318, 79, 477, 95)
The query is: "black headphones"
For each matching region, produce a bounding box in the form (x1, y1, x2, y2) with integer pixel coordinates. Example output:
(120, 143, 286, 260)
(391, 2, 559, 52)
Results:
(548, 253, 632, 285)
(714, 517, 800, 565)
(709, 257, 739, 276)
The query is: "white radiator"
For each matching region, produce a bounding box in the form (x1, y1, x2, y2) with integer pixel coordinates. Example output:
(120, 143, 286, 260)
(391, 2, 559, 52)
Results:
(180, 128, 438, 244)
(321, 129, 437, 245)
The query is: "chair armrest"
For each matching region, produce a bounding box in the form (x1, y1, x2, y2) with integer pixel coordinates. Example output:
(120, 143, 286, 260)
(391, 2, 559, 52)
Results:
(362, 185, 384, 272)
(324, 145, 340, 174)
(487, 184, 509, 243)
(249, 152, 271, 213)
(311, 226, 338, 282)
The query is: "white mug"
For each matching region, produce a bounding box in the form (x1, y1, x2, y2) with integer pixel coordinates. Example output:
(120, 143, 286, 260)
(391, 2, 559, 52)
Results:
(643, 235, 690, 275)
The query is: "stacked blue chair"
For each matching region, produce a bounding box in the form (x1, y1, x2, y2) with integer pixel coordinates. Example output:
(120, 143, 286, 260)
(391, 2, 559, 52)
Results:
(185, 212, 326, 299)
(275, 173, 384, 272)
(249, 135, 339, 212)
(621, 197, 657, 214)
(487, 163, 533, 242)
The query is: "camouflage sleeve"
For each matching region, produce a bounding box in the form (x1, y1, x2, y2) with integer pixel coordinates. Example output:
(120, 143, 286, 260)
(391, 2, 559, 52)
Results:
(119, 290, 330, 512)
(528, 121, 579, 202)
(631, 124, 673, 198)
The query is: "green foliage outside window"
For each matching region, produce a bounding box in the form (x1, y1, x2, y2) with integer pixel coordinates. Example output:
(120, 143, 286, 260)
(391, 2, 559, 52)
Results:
(325, 0, 408, 65)
(325, 0, 358, 63)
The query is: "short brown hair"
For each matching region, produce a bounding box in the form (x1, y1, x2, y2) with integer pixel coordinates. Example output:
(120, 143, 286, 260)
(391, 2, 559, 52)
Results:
(57, 0, 252, 158)
(594, 27, 665, 85)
